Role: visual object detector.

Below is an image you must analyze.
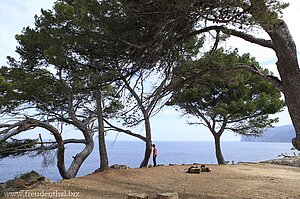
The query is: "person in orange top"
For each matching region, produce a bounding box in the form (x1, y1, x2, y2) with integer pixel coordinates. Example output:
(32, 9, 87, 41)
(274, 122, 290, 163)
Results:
(152, 144, 158, 167)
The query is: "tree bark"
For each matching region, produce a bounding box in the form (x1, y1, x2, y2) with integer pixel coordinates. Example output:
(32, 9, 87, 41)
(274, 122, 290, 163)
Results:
(95, 89, 109, 171)
(265, 21, 300, 150)
(139, 116, 152, 168)
(213, 134, 225, 164)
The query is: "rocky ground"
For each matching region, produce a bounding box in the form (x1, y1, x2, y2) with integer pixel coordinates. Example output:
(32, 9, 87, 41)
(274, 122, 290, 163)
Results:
(261, 156, 300, 167)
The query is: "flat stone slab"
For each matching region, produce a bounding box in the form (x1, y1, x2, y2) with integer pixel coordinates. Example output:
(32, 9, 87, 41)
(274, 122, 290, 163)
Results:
(127, 192, 149, 199)
(189, 167, 201, 173)
(157, 192, 179, 199)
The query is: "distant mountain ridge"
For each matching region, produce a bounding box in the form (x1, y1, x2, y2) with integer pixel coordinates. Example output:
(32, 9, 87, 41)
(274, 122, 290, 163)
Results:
(241, 125, 295, 143)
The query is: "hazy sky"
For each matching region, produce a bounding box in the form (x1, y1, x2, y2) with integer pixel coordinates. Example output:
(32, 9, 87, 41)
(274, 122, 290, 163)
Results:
(0, 0, 299, 141)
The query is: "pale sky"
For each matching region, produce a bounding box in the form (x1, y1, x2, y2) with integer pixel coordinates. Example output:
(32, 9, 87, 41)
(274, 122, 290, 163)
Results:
(0, 0, 298, 141)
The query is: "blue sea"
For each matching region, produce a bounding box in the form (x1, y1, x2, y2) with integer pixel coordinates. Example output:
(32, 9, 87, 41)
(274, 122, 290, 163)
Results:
(0, 141, 294, 183)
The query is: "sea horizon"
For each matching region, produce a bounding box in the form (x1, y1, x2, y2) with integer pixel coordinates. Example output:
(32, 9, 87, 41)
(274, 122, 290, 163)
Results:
(0, 141, 294, 183)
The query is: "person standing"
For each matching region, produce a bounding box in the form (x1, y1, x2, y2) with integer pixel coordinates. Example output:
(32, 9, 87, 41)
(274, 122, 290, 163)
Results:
(152, 144, 158, 167)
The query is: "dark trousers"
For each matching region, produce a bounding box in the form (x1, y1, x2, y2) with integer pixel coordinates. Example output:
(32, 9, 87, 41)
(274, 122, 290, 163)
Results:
(153, 155, 157, 167)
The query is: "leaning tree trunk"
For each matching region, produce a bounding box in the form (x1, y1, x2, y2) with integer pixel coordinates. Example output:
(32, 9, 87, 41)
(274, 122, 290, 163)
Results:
(66, 121, 94, 178)
(66, 99, 95, 178)
(249, 0, 300, 150)
(266, 21, 300, 150)
(95, 89, 109, 171)
(139, 116, 152, 168)
(122, 77, 153, 168)
(213, 134, 225, 164)
(65, 139, 94, 178)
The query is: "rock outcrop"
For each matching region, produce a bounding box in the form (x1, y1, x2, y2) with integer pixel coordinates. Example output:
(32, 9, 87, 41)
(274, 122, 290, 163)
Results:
(0, 171, 52, 195)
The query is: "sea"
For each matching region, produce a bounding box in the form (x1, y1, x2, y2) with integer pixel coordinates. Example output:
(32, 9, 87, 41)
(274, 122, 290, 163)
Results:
(0, 141, 294, 183)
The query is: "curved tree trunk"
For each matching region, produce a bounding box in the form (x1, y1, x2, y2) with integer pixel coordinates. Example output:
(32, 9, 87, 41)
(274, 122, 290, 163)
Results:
(265, 21, 300, 150)
(213, 134, 225, 165)
(37, 123, 93, 179)
(95, 89, 109, 171)
(40, 122, 94, 179)
(13, 120, 71, 179)
(0, 118, 94, 179)
(139, 116, 152, 168)
(40, 121, 71, 179)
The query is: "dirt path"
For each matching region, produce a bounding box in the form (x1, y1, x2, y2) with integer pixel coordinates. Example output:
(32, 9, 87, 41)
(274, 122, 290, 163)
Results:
(5, 163, 300, 199)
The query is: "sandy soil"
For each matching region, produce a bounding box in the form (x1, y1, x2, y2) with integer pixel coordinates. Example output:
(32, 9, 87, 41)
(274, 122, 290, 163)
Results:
(7, 163, 300, 199)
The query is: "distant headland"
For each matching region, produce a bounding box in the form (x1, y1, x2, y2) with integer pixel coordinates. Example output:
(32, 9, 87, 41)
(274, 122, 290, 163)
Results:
(241, 125, 295, 143)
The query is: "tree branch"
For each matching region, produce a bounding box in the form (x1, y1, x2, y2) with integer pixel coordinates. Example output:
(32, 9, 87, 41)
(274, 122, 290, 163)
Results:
(229, 64, 282, 91)
(183, 25, 274, 49)
(0, 139, 86, 155)
(104, 119, 147, 142)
